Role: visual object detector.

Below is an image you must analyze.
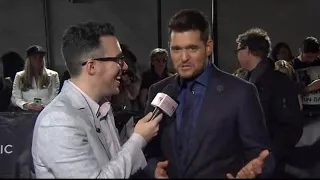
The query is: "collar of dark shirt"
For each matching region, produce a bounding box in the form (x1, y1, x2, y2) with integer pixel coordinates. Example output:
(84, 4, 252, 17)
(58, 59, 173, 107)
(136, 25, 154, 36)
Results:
(248, 58, 273, 83)
(179, 62, 212, 90)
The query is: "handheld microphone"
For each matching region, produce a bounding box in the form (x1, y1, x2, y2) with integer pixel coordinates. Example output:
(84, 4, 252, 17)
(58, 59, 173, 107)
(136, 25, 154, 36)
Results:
(150, 84, 179, 120)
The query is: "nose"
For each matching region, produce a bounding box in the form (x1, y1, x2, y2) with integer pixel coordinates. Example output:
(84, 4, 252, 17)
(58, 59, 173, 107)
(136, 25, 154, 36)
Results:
(181, 50, 190, 62)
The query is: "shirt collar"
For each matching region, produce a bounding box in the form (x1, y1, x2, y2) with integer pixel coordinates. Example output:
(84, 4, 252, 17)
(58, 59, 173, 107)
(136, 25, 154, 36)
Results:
(195, 62, 212, 87)
(179, 62, 212, 88)
(68, 80, 110, 118)
(249, 59, 272, 83)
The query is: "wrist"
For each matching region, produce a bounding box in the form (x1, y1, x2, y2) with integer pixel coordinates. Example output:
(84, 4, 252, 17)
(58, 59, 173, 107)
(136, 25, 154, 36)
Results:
(131, 133, 147, 149)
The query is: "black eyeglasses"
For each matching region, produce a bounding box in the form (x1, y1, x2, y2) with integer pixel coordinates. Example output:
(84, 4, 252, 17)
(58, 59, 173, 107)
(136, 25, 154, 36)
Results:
(81, 56, 125, 67)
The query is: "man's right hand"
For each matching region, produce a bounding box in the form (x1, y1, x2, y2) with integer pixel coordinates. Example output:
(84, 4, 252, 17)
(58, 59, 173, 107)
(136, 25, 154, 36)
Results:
(155, 160, 169, 179)
(306, 79, 320, 92)
(134, 112, 163, 142)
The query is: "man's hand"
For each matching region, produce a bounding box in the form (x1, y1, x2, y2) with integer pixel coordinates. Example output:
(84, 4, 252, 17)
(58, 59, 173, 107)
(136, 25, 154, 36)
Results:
(306, 79, 320, 92)
(23, 102, 44, 112)
(226, 150, 269, 179)
(134, 112, 163, 142)
(155, 160, 169, 179)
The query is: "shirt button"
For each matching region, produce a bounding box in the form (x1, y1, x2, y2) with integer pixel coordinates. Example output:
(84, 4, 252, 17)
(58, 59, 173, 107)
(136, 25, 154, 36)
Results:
(192, 91, 195, 94)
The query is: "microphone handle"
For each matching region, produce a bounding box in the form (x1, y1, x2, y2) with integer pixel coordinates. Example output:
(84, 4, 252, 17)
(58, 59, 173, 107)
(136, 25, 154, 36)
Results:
(151, 108, 161, 120)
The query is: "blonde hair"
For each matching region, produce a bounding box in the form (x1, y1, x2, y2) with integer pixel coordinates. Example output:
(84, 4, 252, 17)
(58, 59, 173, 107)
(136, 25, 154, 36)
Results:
(19, 57, 50, 91)
(274, 60, 295, 80)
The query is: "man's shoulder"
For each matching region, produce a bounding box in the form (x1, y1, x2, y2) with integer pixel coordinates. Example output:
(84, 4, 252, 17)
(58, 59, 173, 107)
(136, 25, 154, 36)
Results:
(151, 69, 254, 90)
(214, 68, 254, 89)
(149, 75, 177, 92)
(37, 94, 79, 126)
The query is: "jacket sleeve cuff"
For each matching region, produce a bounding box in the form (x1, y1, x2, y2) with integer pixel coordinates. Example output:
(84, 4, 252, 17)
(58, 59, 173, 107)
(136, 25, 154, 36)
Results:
(130, 133, 147, 149)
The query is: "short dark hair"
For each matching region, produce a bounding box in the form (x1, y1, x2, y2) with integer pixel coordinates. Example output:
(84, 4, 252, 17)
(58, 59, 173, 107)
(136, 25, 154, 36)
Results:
(168, 9, 211, 43)
(301, 36, 319, 53)
(236, 28, 271, 59)
(61, 21, 115, 77)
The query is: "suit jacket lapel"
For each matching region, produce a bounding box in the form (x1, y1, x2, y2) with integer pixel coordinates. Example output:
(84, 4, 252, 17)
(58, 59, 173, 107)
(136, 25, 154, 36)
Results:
(161, 75, 182, 173)
(183, 65, 225, 174)
(61, 81, 112, 159)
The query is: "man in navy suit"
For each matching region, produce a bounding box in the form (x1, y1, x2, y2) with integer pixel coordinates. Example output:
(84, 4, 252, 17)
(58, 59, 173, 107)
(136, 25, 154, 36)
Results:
(143, 9, 275, 178)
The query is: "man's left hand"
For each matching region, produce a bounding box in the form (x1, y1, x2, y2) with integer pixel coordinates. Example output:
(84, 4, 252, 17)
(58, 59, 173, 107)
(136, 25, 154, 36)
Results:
(226, 150, 269, 179)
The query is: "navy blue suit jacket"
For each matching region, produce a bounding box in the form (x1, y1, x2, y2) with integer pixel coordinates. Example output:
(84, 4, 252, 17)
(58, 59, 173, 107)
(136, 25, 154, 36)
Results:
(144, 65, 275, 178)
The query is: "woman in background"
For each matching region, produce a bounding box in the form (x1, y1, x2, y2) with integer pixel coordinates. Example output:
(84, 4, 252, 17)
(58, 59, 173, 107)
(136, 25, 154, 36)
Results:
(139, 48, 171, 109)
(110, 44, 141, 112)
(11, 45, 59, 112)
(271, 42, 294, 62)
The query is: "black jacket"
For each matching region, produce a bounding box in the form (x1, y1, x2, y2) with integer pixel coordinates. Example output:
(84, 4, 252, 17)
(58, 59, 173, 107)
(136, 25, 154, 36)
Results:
(143, 64, 274, 178)
(244, 60, 303, 160)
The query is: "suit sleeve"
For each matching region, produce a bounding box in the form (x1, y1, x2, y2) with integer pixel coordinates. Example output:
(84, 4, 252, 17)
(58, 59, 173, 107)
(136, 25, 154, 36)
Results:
(237, 83, 275, 176)
(34, 112, 147, 178)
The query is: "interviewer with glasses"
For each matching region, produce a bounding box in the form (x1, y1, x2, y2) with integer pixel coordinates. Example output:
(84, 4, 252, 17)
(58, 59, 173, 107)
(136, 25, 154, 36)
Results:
(32, 22, 163, 178)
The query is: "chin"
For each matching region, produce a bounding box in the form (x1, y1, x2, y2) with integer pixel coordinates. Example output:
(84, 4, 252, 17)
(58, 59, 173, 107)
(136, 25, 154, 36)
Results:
(113, 88, 120, 95)
(104, 88, 119, 97)
(178, 71, 194, 79)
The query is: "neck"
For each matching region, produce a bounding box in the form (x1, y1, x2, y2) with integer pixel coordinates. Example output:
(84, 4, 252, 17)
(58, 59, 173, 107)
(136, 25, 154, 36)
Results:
(247, 57, 262, 71)
(70, 77, 102, 103)
(155, 69, 164, 77)
(32, 69, 41, 78)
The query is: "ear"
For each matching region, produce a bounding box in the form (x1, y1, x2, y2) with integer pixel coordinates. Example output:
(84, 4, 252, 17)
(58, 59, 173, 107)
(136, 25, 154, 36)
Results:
(84, 60, 96, 76)
(206, 39, 214, 56)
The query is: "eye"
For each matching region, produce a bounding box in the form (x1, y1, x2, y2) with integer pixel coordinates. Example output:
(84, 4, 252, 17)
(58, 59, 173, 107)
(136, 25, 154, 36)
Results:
(188, 46, 199, 52)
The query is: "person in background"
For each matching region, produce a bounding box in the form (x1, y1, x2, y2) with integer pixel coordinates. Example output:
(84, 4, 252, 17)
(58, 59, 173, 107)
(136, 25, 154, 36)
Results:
(275, 60, 303, 111)
(275, 60, 296, 80)
(0, 59, 12, 111)
(139, 48, 171, 109)
(236, 28, 303, 178)
(270, 42, 294, 62)
(11, 45, 60, 112)
(1, 51, 25, 82)
(110, 44, 141, 112)
(291, 37, 320, 114)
